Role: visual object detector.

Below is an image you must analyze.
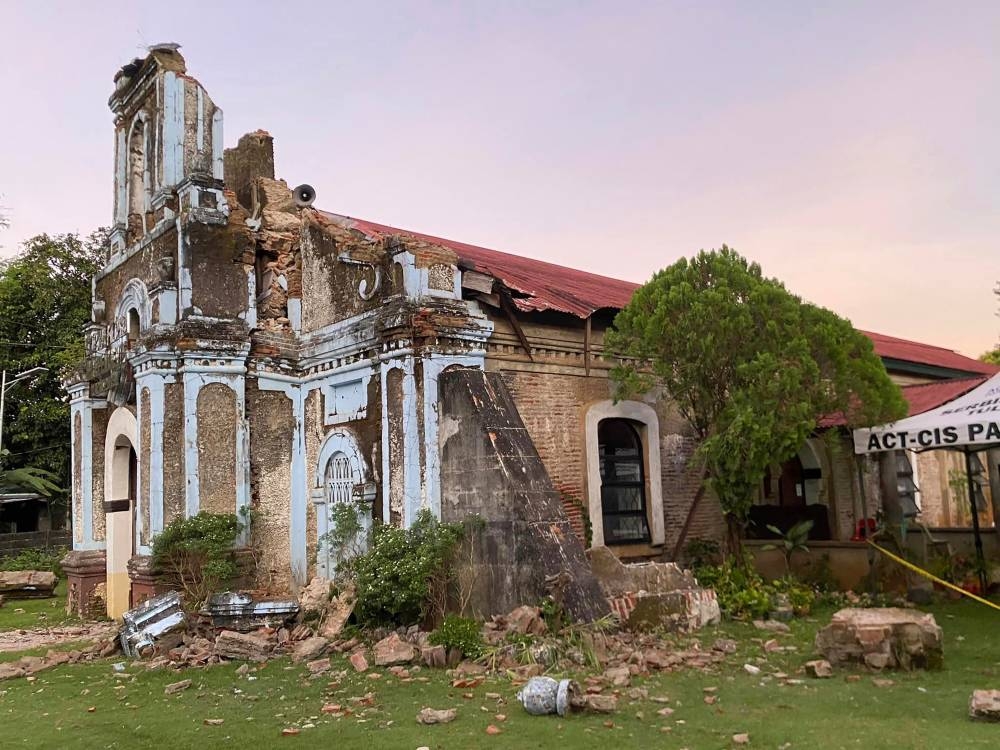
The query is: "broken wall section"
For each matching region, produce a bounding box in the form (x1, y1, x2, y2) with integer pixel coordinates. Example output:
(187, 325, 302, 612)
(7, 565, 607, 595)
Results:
(438, 368, 608, 622)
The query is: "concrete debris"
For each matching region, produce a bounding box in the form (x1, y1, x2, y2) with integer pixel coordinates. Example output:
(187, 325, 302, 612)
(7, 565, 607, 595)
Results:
(202, 592, 299, 632)
(580, 693, 617, 713)
(804, 660, 833, 678)
(320, 585, 355, 640)
(0, 571, 58, 599)
(416, 707, 457, 724)
(164, 678, 192, 694)
(588, 547, 720, 631)
(349, 650, 369, 672)
(119, 591, 185, 658)
(214, 629, 276, 662)
(970, 690, 1000, 721)
(373, 632, 416, 666)
(291, 636, 330, 663)
(297, 577, 332, 618)
(815, 608, 943, 671)
(0, 640, 119, 681)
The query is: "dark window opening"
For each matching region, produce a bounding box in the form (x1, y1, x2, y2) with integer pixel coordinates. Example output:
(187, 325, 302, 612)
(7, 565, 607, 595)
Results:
(127, 308, 140, 348)
(599, 418, 650, 544)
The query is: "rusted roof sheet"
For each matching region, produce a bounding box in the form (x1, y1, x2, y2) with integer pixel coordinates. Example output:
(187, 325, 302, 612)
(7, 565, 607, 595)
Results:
(319, 211, 637, 317)
(317, 211, 997, 374)
(819, 375, 988, 428)
(862, 330, 998, 376)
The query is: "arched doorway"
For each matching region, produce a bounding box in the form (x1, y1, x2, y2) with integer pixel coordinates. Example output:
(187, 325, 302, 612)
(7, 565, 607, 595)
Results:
(314, 430, 371, 578)
(104, 407, 138, 618)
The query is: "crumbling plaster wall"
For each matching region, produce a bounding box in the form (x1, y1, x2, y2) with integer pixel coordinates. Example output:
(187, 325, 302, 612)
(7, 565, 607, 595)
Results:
(91, 407, 109, 543)
(246, 381, 295, 591)
(139, 388, 151, 546)
(196, 382, 238, 516)
(161, 381, 186, 526)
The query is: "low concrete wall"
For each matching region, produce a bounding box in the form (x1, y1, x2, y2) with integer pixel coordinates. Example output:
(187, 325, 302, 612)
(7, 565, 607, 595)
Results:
(745, 540, 873, 591)
(0, 530, 72, 556)
(748, 527, 1000, 591)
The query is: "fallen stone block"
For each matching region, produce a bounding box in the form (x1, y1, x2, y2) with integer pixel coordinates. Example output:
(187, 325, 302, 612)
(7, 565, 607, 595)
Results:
(416, 707, 457, 724)
(349, 650, 369, 672)
(815, 608, 942, 671)
(0, 571, 57, 599)
(373, 632, 416, 666)
(214, 630, 275, 662)
(320, 585, 355, 639)
(164, 679, 192, 695)
(581, 693, 617, 713)
(505, 605, 547, 636)
(292, 636, 330, 663)
(970, 690, 1000, 721)
(804, 659, 833, 678)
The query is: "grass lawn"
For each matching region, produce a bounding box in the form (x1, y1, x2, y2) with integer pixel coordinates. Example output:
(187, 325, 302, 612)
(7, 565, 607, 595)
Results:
(0, 583, 80, 632)
(0, 599, 998, 749)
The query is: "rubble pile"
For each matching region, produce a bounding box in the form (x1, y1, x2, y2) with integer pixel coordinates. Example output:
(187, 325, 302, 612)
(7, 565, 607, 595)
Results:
(0, 637, 120, 681)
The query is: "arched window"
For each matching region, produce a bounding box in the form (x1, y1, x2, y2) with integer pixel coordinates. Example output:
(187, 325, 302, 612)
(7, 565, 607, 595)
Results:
(598, 419, 650, 544)
(314, 430, 371, 577)
(324, 451, 354, 506)
(127, 308, 140, 348)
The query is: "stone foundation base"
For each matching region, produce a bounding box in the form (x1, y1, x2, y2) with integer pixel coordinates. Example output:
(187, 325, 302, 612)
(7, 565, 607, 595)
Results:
(127, 555, 163, 607)
(61, 549, 107, 618)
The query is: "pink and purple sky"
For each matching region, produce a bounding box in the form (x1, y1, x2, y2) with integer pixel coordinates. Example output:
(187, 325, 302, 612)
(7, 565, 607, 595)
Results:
(1, 1, 998, 356)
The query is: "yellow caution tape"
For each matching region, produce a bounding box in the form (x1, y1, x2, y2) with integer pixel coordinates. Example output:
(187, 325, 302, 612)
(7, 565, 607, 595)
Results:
(867, 540, 1000, 612)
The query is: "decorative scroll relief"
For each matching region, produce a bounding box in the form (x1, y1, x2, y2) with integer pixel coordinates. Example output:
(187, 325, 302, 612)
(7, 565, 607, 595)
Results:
(338, 254, 382, 301)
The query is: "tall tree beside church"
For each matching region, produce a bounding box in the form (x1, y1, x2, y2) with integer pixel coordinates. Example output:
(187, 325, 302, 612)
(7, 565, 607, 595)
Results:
(606, 246, 908, 548)
(0, 231, 106, 519)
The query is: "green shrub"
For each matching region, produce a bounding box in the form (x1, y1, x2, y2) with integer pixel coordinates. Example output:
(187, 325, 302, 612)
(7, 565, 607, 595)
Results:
(696, 558, 771, 620)
(770, 575, 816, 615)
(429, 614, 484, 659)
(345, 509, 466, 628)
(151, 511, 243, 608)
(0, 546, 67, 578)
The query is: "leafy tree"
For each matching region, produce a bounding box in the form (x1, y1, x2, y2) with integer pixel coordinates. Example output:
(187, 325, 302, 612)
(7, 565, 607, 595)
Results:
(0, 231, 106, 521)
(606, 246, 907, 548)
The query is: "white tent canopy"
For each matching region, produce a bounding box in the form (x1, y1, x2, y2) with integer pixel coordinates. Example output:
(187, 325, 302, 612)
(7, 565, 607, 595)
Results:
(853, 372, 1000, 455)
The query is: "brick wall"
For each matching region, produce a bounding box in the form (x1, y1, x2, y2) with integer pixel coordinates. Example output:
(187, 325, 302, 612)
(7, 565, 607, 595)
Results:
(499, 368, 727, 557)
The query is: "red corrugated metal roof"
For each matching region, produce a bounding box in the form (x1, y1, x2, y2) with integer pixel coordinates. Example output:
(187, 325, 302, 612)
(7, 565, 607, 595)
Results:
(861, 330, 998, 376)
(819, 375, 988, 428)
(317, 210, 997, 375)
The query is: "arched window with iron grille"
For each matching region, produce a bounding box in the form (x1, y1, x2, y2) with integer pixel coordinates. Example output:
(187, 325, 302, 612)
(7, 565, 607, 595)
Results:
(598, 418, 650, 544)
